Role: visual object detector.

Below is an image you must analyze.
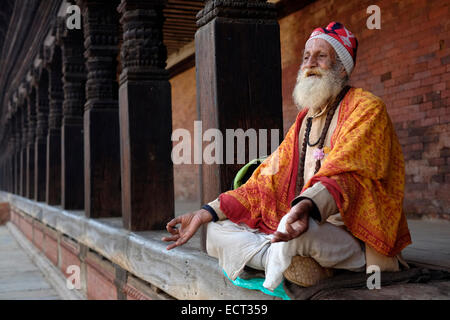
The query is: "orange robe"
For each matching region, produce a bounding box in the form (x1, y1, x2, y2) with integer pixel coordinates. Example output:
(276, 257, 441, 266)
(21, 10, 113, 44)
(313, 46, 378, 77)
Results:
(219, 88, 411, 257)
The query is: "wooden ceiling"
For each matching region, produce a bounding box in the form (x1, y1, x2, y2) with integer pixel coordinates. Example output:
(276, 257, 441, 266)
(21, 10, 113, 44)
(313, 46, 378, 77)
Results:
(162, 0, 282, 57)
(163, 0, 203, 56)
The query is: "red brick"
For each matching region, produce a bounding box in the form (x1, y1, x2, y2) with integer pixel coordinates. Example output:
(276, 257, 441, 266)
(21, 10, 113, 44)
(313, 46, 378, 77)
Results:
(429, 158, 446, 166)
(419, 101, 433, 111)
(86, 252, 117, 300)
(86, 264, 117, 300)
(123, 284, 152, 301)
(44, 228, 59, 266)
(33, 222, 45, 252)
(60, 236, 81, 276)
(433, 83, 446, 92)
(408, 62, 428, 74)
(441, 54, 450, 65)
(440, 114, 450, 124)
(426, 107, 450, 118)
(12, 210, 19, 226)
(0, 202, 10, 225)
(20, 215, 33, 242)
(421, 75, 441, 86)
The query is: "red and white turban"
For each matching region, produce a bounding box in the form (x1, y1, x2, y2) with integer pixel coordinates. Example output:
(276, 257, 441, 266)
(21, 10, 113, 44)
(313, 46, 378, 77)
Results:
(306, 22, 358, 76)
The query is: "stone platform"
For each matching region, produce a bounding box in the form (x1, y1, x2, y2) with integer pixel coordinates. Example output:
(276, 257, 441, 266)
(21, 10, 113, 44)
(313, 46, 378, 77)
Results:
(0, 193, 449, 300)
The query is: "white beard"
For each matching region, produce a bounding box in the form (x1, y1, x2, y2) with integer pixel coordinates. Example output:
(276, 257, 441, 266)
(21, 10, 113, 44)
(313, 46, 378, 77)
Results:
(292, 67, 346, 112)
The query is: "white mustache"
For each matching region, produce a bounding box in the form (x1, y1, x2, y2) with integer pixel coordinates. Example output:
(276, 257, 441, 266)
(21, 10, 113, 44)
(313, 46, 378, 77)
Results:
(300, 68, 324, 78)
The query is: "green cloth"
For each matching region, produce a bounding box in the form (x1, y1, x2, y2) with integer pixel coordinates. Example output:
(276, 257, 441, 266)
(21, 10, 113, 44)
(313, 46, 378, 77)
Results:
(223, 269, 291, 300)
(233, 157, 267, 190)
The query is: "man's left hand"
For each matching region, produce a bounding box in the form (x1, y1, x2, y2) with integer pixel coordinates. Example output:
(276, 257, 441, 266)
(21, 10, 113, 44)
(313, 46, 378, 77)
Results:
(271, 199, 313, 243)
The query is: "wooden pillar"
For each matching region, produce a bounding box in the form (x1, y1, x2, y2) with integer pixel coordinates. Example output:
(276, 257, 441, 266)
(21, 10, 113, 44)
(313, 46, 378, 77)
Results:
(14, 110, 22, 195)
(118, 0, 174, 231)
(195, 0, 283, 248)
(20, 102, 28, 197)
(79, 0, 122, 218)
(2, 120, 12, 192)
(26, 89, 37, 199)
(35, 69, 50, 202)
(46, 46, 64, 205)
(8, 119, 16, 194)
(9, 120, 15, 194)
(59, 23, 86, 210)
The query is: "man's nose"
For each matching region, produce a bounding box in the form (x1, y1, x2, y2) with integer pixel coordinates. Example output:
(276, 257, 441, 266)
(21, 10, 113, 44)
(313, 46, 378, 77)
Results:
(303, 55, 318, 69)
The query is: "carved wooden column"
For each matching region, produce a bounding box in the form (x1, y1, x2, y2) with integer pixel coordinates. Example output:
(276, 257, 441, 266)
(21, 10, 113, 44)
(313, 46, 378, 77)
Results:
(13, 108, 21, 195)
(8, 117, 16, 194)
(4, 120, 13, 193)
(46, 46, 64, 205)
(195, 0, 283, 248)
(78, 0, 122, 218)
(20, 101, 28, 197)
(117, 0, 174, 231)
(26, 89, 37, 199)
(58, 22, 86, 210)
(35, 69, 50, 202)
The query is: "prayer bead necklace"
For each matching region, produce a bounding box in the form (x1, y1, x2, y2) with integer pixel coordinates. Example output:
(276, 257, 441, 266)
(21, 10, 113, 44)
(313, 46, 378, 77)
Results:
(297, 85, 351, 189)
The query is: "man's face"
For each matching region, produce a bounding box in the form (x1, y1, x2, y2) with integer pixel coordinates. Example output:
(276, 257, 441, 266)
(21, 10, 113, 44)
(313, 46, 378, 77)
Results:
(301, 38, 336, 73)
(292, 38, 347, 112)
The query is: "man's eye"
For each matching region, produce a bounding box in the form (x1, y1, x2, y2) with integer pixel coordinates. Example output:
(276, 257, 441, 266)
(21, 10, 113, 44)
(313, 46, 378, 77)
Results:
(304, 56, 309, 60)
(319, 54, 327, 57)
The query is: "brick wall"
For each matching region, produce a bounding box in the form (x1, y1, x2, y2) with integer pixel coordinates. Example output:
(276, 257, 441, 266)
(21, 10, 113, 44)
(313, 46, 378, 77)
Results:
(0, 202, 10, 225)
(8, 207, 173, 300)
(170, 0, 450, 219)
(170, 67, 199, 202)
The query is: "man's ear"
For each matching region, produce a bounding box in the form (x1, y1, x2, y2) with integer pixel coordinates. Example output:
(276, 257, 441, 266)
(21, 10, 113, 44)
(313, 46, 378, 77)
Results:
(341, 69, 347, 79)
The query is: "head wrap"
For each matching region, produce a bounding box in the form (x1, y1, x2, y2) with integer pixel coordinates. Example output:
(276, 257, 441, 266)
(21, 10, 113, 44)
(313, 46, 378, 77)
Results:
(306, 22, 358, 76)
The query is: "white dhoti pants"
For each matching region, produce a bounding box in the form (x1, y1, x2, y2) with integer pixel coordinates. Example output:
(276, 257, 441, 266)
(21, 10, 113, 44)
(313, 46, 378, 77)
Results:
(206, 214, 366, 291)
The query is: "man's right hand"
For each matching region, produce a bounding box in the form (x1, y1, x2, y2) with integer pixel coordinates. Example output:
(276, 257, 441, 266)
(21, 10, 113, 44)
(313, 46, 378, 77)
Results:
(162, 209, 212, 250)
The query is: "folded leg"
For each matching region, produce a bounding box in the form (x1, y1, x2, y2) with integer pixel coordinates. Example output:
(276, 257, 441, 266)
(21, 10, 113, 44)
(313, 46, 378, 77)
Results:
(263, 215, 365, 290)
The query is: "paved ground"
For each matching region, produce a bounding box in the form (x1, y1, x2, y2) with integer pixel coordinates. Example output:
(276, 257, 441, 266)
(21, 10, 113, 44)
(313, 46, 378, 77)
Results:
(0, 226, 62, 300)
(403, 219, 450, 271)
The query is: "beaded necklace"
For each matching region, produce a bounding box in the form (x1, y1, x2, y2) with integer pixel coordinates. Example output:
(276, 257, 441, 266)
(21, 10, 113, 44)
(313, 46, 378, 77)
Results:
(297, 85, 351, 190)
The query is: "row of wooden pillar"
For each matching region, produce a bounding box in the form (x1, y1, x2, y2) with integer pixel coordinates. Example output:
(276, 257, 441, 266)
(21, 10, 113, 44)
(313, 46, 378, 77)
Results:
(0, 0, 284, 233)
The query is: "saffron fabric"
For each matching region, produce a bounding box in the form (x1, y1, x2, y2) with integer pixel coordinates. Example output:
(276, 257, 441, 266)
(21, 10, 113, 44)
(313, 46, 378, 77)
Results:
(219, 88, 411, 257)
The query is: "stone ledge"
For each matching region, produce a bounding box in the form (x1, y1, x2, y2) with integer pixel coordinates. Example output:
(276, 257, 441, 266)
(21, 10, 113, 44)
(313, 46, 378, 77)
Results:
(0, 192, 276, 300)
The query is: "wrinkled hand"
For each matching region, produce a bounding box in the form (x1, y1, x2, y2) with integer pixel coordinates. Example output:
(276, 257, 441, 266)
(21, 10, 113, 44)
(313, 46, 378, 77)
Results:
(162, 209, 212, 250)
(271, 199, 313, 243)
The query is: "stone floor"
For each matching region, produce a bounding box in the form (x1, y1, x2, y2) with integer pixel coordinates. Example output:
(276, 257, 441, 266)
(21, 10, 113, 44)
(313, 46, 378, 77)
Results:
(0, 226, 62, 300)
(402, 219, 450, 271)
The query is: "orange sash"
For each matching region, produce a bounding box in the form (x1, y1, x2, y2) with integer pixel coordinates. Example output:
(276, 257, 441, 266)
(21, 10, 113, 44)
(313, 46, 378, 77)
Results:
(219, 88, 411, 256)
